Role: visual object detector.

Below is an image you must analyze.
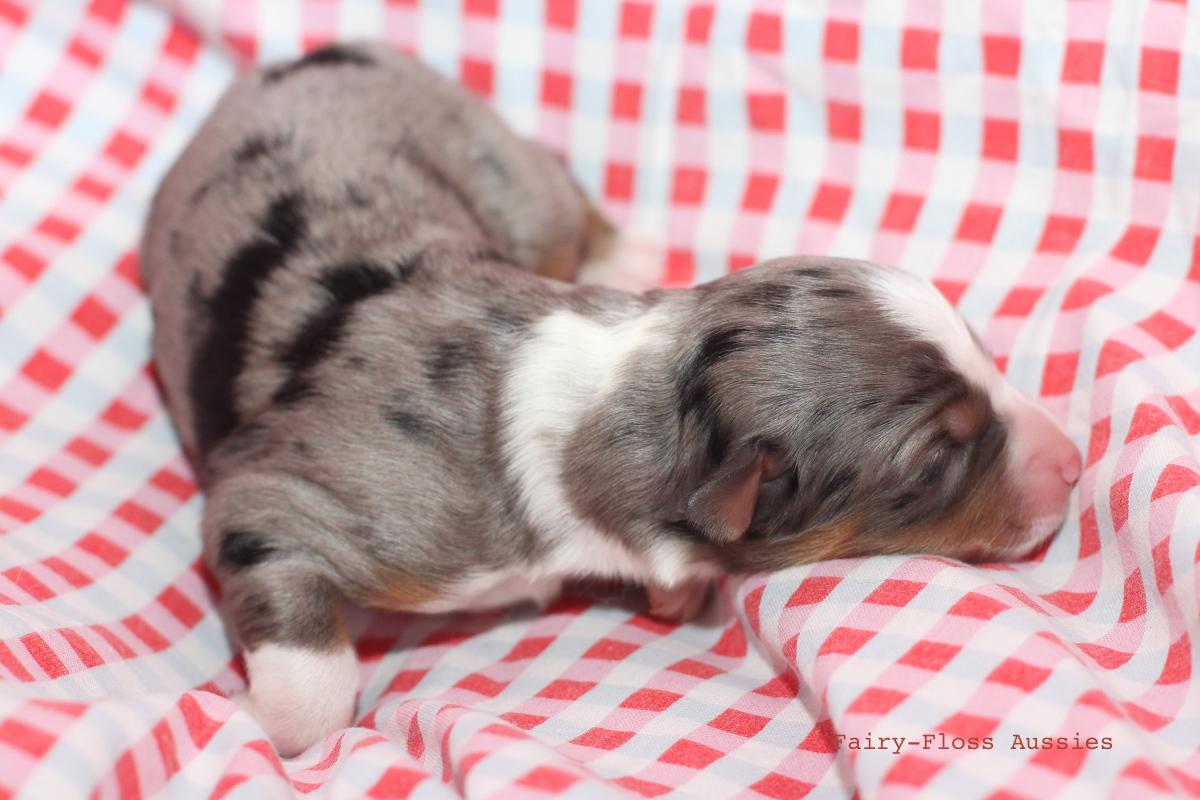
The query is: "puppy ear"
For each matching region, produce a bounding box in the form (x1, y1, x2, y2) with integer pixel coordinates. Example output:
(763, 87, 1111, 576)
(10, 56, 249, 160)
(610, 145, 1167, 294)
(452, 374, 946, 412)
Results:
(685, 440, 781, 543)
(941, 397, 982, 443)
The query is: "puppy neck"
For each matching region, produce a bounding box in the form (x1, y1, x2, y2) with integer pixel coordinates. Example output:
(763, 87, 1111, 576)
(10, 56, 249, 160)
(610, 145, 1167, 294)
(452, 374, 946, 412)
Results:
(502, 303, 677, 530)
(500, 301, 697, 585)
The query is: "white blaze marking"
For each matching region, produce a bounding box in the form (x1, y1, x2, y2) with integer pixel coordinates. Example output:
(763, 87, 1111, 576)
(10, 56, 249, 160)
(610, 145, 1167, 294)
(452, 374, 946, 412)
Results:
(864, 264, 1023, 411)
(865, 263, 1078, 551)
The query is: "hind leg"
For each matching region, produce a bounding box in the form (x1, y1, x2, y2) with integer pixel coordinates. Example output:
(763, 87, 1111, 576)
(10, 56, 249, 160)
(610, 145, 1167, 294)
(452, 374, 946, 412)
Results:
(220, 552, 358, 758)
(199, 469, 373, 756)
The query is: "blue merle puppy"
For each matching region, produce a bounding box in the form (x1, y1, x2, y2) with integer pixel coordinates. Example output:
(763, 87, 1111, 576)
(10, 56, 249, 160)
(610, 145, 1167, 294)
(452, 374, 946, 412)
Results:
(141, 42, 1081, 757)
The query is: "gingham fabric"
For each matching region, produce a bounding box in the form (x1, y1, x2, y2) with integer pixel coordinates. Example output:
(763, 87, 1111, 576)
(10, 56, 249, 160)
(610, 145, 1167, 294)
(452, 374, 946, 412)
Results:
(1, 0, 1198, 797)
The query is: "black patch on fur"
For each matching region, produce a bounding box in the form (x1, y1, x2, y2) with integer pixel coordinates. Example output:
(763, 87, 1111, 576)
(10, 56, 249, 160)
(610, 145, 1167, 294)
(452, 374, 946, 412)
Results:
(191, 133, 294, 207)
(787, 265, 864, 300)
(696, 326, 750, 372)
(218, 529, 276, 572)
(344, 183, 371, 207)
(734, 282, 794, 312)
(231, 574, 344, 649)
(278, 308, 350, 374)
(320, 260, 404, 304)
(263, 45, 376, 84)
(273, 259, 408, 405)
(817, 467, 858, 508)
(919, 452, 950, 485)
(233, 591, 278, 646)
(790, 266, 835, 282)
(190, 192, 307, 456)
(276, 303, 348, 371)
(811, 285, 861, 299)
(425, 329, 488, 388)
(234, 131, 291, 164)
(272, 375, 318, 405)
(234, 136, 271, 163)
(189, 178, 216, 207)
(485, 303, 532, 331)
(678, 326, 750, 419)
(385, 408, 433, 437)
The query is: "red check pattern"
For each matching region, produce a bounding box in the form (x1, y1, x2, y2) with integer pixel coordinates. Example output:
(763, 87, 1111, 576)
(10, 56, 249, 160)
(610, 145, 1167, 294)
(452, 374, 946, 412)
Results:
(2, 0, 1198, 797)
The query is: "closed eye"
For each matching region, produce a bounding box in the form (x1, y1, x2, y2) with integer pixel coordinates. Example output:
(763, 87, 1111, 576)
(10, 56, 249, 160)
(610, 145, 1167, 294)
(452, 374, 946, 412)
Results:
(919, 451, 951, 485)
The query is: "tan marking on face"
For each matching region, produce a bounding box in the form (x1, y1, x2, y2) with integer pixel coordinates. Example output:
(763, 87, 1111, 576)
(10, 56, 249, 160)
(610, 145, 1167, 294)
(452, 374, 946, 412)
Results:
(763, 516, 864, 568)
(759, 459, 1040, 569)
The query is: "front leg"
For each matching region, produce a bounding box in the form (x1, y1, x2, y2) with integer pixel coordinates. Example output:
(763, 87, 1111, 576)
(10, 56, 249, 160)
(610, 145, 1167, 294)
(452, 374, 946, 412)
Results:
(645, 578, 715, 622)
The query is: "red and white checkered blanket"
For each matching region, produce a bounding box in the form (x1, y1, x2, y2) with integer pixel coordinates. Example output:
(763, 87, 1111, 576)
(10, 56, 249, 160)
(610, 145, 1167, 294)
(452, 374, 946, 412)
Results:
(2, 1, 1198, 797)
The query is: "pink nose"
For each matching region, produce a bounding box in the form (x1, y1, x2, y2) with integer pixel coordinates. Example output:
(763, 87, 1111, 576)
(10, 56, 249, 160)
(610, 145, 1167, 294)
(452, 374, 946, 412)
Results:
(1009, 399, 1080, 527)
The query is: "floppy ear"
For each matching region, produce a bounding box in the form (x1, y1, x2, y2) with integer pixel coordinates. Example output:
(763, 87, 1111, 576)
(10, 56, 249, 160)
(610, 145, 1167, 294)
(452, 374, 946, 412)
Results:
(685, 440, 781, 543)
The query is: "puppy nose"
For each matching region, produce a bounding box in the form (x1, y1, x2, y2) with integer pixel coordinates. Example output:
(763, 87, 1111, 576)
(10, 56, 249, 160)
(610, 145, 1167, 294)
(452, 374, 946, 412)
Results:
(1042, 422, 1081, 488)
(1026, 420, 1080, 490)
(1006, 396, 1080, 525)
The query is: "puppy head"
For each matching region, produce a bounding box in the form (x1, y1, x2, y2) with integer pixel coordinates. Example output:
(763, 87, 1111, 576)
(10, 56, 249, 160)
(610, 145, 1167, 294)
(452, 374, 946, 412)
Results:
(675, 257, 1080, 571)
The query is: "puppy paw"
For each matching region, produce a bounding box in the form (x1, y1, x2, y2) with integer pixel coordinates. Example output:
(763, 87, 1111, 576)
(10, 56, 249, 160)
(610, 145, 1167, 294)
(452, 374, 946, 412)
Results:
(646, 579, 714, 622)
(236, 643, 359, 758)
(576, 230, 664, 293)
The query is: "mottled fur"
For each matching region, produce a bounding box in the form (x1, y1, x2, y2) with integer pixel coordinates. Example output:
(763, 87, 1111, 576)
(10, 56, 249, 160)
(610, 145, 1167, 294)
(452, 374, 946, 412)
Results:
(141, 43, 1078, 757)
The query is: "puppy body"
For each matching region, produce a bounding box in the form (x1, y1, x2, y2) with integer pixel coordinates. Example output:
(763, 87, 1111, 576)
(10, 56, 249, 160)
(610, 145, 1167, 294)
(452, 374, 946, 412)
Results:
(141, 44, 1080, 756)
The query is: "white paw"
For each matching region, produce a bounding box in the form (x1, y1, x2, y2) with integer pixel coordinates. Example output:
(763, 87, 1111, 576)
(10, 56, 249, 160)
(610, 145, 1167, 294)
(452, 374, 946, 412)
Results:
(576, 231, 664, 293)
(646, 579, 714, 622)
(235, 643, 359, 758)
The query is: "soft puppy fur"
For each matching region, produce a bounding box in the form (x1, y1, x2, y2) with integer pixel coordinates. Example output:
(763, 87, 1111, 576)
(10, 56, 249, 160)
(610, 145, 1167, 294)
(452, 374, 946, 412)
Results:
(141, 43, 1081, 757)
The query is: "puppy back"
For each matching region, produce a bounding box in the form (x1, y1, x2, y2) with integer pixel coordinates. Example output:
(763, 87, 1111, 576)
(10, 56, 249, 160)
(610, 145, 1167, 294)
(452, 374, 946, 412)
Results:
(141, 43, 592, 458)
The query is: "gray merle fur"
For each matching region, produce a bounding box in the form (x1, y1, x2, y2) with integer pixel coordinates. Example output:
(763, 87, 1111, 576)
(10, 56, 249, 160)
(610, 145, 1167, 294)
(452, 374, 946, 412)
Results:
(141, 42, 1037, 663)
(142, 42, 609, 652)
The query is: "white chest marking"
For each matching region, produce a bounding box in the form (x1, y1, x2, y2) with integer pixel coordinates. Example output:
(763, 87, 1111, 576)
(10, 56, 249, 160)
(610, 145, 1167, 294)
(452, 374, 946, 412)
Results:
(487, 308, 691, 596)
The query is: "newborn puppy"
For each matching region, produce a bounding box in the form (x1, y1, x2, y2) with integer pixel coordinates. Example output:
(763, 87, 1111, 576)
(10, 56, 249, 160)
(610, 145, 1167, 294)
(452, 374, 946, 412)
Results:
(140, 43, 1081, 757)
